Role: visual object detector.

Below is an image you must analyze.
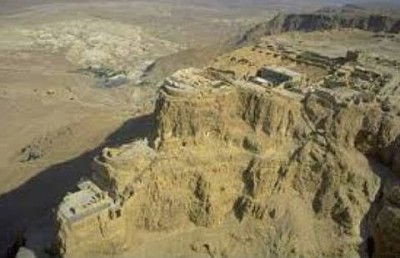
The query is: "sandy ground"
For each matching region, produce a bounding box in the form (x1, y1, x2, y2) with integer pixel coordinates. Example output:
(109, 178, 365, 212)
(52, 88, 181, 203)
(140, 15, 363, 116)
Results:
(0, 48, 136, 192)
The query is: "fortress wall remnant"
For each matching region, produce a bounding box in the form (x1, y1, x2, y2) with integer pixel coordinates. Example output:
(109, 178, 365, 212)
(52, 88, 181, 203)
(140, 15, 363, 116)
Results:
(58, 203, 126, 256)
(57, 180, 127, 256)
(256, 66, 302, 86)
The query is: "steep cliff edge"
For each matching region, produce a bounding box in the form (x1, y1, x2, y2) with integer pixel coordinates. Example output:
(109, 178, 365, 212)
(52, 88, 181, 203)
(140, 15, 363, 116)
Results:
(55, 66, 400, 257)
(238, 6, 400, 46)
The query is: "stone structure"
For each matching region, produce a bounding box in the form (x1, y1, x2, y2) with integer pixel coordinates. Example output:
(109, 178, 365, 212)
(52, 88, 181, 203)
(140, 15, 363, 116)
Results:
(57, 180, 126, 256)
(255, 66, 302, 86)
(58, 180, 114, 224)
(256, 43, 350, 71)
(56, 140, 156, 257)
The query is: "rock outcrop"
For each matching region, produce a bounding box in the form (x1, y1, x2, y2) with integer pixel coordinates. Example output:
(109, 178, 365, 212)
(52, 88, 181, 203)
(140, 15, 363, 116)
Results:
(55, 64, 400, 257)
(238, 6, 400, 46)
(373, 186, 400, 257)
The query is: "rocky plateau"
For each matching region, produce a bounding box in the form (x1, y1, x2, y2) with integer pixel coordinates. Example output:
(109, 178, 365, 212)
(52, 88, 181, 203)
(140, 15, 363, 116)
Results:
(3, 3, 400, 258)
(54, 43, 400, 258)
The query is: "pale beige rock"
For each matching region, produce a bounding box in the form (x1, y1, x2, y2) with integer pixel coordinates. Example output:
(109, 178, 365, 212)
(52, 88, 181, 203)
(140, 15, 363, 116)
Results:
(54, 66, 400, 257)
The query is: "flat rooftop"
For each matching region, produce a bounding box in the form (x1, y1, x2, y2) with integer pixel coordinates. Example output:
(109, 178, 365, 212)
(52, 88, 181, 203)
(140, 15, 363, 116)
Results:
(260, 66, 302, 78)
(58, 180, 113, 223)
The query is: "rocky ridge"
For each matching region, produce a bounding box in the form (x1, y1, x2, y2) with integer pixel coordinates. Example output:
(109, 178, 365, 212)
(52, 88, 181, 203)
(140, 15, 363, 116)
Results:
(238, 6, 400, 46)
(54, 64, 400, 257)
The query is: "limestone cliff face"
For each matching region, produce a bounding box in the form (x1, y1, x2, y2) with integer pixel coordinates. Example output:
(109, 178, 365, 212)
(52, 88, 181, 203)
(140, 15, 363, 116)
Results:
(238, 6, 400, 46)
(153, 69, 310, 152)
(154, 69, 400, 166)
(143, 68, 399, 257)
(58, 68, 400, 257)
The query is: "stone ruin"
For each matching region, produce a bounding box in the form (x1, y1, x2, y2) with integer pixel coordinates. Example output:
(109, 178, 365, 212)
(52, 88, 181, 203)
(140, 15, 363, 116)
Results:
(57, 179, 125, 255)
(242, 42, 396, 110)
(252, 65, 303, 87)
(58, 180, 115, 225)
(56, 140, 155, 256)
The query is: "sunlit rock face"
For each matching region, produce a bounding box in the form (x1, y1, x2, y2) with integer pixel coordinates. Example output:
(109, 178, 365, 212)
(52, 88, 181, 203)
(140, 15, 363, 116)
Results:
(54, 66, 400, 257)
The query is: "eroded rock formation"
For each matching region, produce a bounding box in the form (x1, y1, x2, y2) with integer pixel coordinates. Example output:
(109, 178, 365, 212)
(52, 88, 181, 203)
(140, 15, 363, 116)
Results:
(238, 6, 400, 46)
(55, 62, 400, 257)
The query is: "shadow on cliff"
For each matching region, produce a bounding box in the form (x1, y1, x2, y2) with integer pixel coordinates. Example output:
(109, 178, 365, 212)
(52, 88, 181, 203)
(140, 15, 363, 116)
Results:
(358, 156, 397, 258)
(0, 113, 154, 258)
